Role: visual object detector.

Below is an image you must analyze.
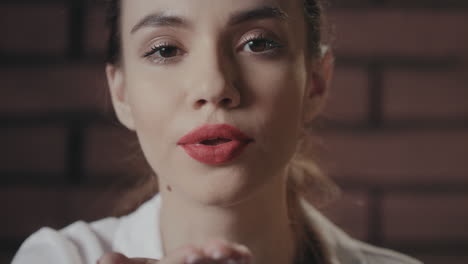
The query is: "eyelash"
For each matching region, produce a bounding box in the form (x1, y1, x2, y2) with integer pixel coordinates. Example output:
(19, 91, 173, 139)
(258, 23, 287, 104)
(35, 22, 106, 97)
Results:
(238, 33, 284, 54)
(143, 41, 182, 64)
(142, 33, 284, 64)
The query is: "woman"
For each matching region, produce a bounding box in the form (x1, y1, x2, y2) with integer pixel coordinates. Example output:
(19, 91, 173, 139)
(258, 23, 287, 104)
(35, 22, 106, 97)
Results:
(12, 0, 422, 263)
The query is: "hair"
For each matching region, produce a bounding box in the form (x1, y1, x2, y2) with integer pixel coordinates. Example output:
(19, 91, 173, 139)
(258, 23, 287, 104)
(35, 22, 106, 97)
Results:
(103, 0, 338, 262)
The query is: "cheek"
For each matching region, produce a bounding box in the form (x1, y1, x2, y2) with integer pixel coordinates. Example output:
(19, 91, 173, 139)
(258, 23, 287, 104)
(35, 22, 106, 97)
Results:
(240, 58, 306, 160)
(125, 70, 186, 172)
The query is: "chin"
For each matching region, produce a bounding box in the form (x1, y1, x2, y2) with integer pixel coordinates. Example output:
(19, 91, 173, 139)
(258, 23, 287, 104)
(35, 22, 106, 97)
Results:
(194, 177, 252, 207)
(185, 165, 276, 208)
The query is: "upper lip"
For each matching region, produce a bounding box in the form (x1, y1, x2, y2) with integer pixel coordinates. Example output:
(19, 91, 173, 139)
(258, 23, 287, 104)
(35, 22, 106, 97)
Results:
(177, 124, 253, 145)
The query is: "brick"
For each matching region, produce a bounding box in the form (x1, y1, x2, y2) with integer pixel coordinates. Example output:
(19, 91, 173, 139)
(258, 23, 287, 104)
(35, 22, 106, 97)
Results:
(330, 9, 468, 57)
(0, 63, 109, 114)
(320, 130, 468, 185)
(0, 253, 14, 264)
(383, 67, 468, 121)
(0, 186, 153, 241)
(320, 66, 369, 123)
(83, 123, 144, 180)
(0, 126, 67, 176)
(0, 4, 68, 55)
(384, 0, 468, 8)
(0, 187, 122, 239)
(319, 190, 369, 240)
(414, 255, 468, 264)
(85, 7, 108, 55)
(0, 188, 69, 238)
(382, 192, 468, 242)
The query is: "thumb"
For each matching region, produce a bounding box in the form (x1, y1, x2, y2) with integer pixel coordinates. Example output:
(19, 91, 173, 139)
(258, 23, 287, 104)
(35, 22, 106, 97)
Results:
(98, 252, 159, 264)
(129, 257, 160, 264)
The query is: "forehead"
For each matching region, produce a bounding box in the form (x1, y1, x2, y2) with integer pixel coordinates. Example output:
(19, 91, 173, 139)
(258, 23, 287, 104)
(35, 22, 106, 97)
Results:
(120, 0, 303, 32)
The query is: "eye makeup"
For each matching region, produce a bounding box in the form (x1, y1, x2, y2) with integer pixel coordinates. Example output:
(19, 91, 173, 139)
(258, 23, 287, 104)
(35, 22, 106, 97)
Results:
(237, 30, 286, 56)
(140, 28, 287, 65)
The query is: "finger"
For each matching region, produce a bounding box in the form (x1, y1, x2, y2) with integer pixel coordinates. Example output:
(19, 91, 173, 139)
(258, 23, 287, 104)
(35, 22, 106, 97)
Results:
(161, 245, 205, 264)
(203, 239, 232, 260)
(202, 240, 252, 263)
(129, 257, 160, 264)
(231, 244, 252, 259)
(97, 252, 130, 264)
(97, 252, 159, 264)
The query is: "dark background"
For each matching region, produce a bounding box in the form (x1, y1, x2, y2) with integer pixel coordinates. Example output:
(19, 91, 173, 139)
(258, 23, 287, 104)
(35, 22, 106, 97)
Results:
(1, 0, 468, 263)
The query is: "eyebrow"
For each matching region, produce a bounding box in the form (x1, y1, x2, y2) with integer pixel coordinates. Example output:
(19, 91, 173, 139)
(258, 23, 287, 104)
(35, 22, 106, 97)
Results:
(131, 13, 188, 34)
(228, 6, 288, 26)
(130, 5, 288, 34)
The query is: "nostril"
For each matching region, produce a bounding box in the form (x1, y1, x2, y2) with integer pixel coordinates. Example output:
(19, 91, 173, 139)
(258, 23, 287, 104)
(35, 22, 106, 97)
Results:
(220, 98, 232, 106)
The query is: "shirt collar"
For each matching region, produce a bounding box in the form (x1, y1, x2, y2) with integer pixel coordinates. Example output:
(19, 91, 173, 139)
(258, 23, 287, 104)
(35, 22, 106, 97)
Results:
(299, 197, 367, 264)
(112, 193, 366, 263)
(112, 193, 163, 259)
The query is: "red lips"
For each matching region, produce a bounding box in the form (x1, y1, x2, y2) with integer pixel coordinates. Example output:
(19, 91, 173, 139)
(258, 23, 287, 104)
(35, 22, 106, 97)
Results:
(177, 124, 254, 165)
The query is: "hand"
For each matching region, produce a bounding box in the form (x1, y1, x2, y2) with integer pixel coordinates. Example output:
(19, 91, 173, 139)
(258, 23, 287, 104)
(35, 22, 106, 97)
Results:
(97, 239, 252, 264)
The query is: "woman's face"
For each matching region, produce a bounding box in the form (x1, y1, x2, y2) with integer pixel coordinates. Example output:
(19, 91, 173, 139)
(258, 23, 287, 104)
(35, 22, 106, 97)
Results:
(110, 0, 315, 206)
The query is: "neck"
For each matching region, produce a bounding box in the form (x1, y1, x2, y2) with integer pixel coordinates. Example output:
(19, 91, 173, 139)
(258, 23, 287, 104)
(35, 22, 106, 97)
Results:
(159, 171, 299, 264)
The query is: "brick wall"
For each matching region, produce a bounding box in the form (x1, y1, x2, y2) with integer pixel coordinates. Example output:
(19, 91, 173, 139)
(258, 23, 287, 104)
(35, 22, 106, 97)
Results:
(1, 0, 467, 263)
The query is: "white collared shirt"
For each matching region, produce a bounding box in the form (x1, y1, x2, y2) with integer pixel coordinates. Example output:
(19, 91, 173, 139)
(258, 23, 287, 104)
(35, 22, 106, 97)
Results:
(12, 193, 422, 264)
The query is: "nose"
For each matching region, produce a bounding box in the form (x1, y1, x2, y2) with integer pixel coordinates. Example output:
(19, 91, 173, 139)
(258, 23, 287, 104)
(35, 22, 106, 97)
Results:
(189, 48, 240, 110)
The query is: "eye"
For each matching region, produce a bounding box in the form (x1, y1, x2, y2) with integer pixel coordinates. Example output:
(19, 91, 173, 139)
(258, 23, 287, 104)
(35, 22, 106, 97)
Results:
(143, 43, 184, 63)
(243, 39, 280, 53)
(240, 33, 283, 54)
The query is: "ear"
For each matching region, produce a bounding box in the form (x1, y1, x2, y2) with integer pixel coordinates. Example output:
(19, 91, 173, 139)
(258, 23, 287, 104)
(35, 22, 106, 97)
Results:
(105, 64, 136, 131)
(302, 45, 334, 123)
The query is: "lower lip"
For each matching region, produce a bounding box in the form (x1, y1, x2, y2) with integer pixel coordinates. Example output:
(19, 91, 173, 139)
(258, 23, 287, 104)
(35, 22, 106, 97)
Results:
(180, 140, 252, 165)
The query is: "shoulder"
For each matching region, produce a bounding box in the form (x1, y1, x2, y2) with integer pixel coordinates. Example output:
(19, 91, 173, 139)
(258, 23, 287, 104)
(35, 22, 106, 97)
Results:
(298, 198, 423, 264)
(353, 239, 423, 264)
(320, 227, 423, 264)
(12, 193, 163, 263)
(12, 217, 119, 264)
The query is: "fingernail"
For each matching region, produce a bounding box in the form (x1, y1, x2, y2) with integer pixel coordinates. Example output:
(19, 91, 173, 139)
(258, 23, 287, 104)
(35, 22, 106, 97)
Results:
(185, 253, 203, 264)
(211, 249, 225, 260)
(237, 245, 250, 255)
(223, 259, 239, 264)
